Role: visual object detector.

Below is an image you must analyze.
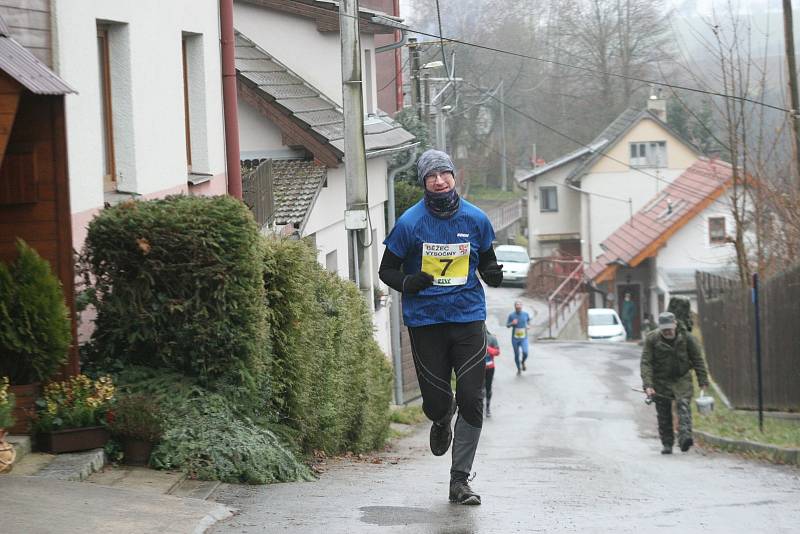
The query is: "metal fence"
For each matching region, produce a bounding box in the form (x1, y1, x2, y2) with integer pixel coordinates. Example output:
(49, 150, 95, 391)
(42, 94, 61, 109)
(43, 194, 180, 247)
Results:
(486, 198, 523, 233)
(696, 267, 800, 411)
(241, 159, 274, 229)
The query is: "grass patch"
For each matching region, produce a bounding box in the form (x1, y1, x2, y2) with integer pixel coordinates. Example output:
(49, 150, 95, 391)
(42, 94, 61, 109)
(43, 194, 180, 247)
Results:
(466, 185, 521, 203)
(389, 404, 426, 425)
(695, 384, 800, 449)
(693, 314, 800, 449)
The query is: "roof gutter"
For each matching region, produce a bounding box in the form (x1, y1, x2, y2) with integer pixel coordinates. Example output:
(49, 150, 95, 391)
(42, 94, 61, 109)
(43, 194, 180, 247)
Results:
(375, 28, 407, 53)
(220, 0, 242, 199)
(366, 141, 418, 159)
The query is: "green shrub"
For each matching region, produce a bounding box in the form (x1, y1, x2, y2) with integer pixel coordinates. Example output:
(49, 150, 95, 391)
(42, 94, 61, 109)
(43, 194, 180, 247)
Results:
(151, 396, 313, 484)
(394, 180, 424, 218)
(82, 196, 269, 392)
(114, 366, 310, 484)
(0, 376, 14, 428)
(0, 239, 71, 384)
(108, 395, 164, 442)
(262, 238, 392, 453)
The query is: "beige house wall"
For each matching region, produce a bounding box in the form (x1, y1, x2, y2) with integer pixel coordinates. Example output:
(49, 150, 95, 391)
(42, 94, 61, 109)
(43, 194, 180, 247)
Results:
(591, 118, 698, 174)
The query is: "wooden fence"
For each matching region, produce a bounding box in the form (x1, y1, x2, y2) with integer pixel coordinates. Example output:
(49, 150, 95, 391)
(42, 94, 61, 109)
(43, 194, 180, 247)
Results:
(241, 159, 274, 229)
(696, 267, 800, 411)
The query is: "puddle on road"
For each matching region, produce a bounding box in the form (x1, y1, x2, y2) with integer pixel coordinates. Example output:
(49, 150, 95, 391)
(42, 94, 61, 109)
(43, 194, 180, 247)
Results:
(359, 506, 435, 526)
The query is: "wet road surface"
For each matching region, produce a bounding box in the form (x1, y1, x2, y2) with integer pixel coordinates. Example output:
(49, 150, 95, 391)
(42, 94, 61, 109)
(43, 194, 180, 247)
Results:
(210, 286, 800, 533)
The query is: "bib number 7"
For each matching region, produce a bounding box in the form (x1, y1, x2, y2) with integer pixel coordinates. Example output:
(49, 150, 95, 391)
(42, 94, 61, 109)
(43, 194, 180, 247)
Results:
(421, 242, 470, 286)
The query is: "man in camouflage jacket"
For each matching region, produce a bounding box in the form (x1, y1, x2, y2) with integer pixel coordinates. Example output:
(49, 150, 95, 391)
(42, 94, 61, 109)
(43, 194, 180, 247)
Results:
(641, 311, 710, 454)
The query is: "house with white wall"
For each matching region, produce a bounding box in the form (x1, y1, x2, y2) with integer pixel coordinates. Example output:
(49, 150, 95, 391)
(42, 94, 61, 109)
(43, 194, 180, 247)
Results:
(518, 98, 703, 262)
(584, 157, 737, 337)
(52, 0, 229, 250)
(517, 97, 738, 337)
(233, 0, 414, 355)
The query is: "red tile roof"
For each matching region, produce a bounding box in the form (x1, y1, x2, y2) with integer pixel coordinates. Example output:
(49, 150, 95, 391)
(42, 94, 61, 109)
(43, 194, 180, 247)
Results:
(585, 158, 734, 282)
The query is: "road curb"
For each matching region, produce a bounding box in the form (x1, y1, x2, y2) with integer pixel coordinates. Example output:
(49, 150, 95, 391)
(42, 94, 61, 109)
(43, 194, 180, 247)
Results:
(694, 430, 800, 466)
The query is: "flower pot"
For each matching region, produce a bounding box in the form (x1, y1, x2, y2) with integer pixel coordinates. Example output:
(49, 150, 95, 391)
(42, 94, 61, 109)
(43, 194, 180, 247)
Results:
(9, 383, 40, 435)
(122, 438, 153, 466)
(37, 426, 110, 454)
(0, 429, 16, 473)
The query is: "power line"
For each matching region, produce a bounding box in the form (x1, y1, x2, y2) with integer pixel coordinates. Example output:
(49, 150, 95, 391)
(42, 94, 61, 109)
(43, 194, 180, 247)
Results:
(378, 55, 410, 92)
(433, 0, 449, 77)
(460, 79, 718, 204)
(363, 14, 792, 114)
(457, 113, 631, 205)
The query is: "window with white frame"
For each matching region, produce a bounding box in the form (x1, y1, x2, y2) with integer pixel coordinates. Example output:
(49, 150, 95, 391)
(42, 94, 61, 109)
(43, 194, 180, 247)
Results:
(708, 217, 727, 244)
(539, 186, 558, 212)
(182, 32, 208, 173)
(629, 141, 667, 167)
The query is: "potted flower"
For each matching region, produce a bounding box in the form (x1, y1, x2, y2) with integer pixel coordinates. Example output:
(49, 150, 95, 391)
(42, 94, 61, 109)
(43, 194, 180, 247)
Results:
(0, 240, 72, 434)
(108, 395, 164, 466)
(33, 374, 115, 453)
(0, 376, 16, 472)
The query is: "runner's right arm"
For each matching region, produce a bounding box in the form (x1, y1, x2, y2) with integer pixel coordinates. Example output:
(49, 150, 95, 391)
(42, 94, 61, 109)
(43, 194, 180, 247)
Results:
(379, 249, 433, 294)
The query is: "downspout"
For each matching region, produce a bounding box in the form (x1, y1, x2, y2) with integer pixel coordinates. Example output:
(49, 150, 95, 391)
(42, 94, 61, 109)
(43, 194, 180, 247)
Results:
(220, 0, 242, 199)
(387, 143, 419, 405)
(393, 0, 402, 111)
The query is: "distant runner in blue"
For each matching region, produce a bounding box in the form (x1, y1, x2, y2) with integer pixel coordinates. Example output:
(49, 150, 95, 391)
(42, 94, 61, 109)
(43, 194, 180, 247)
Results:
(506, 301, 531, 375)
(379, 149, 503, 506)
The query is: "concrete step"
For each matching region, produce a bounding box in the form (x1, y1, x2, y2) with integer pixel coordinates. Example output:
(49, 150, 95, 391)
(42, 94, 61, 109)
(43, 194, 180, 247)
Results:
(35, 448, 105, 481)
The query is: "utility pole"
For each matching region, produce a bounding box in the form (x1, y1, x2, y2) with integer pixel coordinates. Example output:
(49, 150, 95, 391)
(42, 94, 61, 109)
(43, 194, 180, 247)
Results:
(782, 0, 800, 189)
(340, 0, 372, 305)
(409, 38, 422, 120)
(499, 80, 508, 191)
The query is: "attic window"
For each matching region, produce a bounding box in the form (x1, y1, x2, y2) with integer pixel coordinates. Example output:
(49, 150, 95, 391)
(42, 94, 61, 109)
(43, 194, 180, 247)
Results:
(709, 217, 726, 244)
(630, 141, 666, 168)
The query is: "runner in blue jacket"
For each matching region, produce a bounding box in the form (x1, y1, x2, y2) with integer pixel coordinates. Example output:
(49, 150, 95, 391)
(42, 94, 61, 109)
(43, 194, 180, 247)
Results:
(379, 149, 503, 505)
(506, 301, 531, 375)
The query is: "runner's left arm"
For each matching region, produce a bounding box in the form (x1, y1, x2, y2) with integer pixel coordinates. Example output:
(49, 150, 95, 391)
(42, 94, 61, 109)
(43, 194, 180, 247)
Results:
(478, 246, 503, 287)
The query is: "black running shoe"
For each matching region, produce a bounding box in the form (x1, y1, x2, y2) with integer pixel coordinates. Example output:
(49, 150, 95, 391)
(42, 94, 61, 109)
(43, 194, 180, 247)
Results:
(430, 397, 456, 456)
(522, 361, 527, 371)
(449, 478, 481, 505)
(661, 444, 673, 455)
(679, 437, 693, 452)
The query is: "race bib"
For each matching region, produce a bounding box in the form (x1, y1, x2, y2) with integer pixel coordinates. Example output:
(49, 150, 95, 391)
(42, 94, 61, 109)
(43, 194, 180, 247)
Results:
(421, 242, 470, 286)
(514, 328, 526, 339)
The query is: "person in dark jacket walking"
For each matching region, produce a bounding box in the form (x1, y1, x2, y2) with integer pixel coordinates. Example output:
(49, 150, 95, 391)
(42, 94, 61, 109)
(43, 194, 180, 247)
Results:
(641, 312, 710, 454)
(379, 149, 503, 505)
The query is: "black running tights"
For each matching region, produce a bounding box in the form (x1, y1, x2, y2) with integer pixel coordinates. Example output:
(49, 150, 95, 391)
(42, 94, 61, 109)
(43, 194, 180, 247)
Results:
(407, 320, 486, 428)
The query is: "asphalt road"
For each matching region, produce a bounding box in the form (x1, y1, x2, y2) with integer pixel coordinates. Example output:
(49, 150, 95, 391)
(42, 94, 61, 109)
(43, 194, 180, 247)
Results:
(210, 285, 800, 533)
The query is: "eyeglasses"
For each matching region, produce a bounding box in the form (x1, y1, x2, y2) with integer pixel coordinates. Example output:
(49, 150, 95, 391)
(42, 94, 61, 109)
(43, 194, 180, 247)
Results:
(424, 171, 454, 183)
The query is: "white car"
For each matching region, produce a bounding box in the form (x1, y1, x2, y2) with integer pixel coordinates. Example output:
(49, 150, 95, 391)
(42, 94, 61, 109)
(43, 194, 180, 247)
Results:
(494, 245, 531, 285)
(587, 308, 627, 342)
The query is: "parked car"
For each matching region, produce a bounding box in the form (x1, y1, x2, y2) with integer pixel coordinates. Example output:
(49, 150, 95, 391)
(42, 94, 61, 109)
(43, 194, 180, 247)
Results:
(494, 245, 531, 285)
(587, 308, 627, 342)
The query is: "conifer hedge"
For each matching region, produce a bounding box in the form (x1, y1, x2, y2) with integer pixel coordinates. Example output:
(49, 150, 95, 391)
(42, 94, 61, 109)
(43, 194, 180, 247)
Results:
(83, 196, 392, 482)
(83, 195, 269, 392)
(262, 238, 391, 453)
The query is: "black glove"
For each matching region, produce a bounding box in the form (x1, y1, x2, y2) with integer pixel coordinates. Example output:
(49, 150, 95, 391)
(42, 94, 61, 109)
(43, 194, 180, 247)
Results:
(403, 272, 434, 294)
(480, 264, 504, 287)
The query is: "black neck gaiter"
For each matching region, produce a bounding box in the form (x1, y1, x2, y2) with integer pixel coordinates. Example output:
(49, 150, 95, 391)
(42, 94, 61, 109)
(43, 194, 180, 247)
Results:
(424, 188, 460, 219)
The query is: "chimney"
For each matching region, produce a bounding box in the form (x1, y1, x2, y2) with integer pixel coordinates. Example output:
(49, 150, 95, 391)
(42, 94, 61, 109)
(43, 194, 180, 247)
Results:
(647, 85, 667, 122)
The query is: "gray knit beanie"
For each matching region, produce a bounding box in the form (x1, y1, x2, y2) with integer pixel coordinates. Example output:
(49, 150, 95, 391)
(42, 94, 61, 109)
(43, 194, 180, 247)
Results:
(417, 149, 455, 185)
